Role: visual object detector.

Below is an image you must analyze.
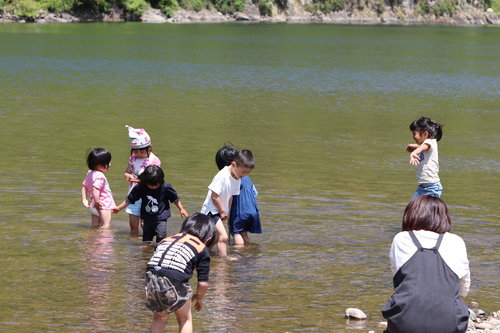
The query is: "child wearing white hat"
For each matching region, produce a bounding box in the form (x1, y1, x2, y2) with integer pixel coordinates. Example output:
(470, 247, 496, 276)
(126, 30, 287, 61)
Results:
(123, 125, 161, 235)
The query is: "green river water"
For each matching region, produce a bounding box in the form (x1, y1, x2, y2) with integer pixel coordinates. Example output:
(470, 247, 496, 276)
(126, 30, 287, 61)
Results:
(0, 22, 499, 332)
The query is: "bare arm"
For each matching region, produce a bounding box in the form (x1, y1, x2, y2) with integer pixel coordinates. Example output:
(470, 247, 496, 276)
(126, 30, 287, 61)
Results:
(409, 143, 430, 166)
(81, 185, 90, 208)
(124, 164, 139, 182)
(192, 281, 209, 311)
(112, 200, 130, 214)
(210, 191, 227, 220)
(173, 200, 188, 218)
(92, 187, 101, 210)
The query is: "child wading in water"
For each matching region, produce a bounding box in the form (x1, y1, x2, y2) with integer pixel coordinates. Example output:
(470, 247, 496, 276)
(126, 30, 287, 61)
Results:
(145, 213, 216, 333)
(215, 144, 261, 246)
(406, 117, 444, 201)
(81, 148, 116, 228)
(123, 125, 161, 235)
(201, 149, 255, 257)
(113, 165, 188, 244)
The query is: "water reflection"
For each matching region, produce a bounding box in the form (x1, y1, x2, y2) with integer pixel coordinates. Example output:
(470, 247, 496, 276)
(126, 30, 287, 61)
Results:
(80, 228, 117, 331)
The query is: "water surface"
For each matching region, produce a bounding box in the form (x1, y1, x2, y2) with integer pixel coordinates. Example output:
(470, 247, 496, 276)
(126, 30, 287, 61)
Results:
(0, 22, 499, 332)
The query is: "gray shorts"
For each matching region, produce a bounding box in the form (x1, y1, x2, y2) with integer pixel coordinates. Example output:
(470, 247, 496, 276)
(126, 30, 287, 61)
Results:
(145, 271, 192, 314)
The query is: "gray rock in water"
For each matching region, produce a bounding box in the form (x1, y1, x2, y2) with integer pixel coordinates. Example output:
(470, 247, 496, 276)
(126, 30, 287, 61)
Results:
(345, 308, 367, 320)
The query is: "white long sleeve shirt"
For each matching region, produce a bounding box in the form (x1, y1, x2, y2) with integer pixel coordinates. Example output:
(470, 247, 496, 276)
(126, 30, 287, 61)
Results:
(390, 230, 470, 297)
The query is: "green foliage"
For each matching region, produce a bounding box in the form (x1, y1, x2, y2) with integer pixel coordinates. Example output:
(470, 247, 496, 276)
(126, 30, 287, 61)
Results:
(158, 0, 178, 17)
(258, 0, 272, 15)
(306, 0, 346, 13)
(125, 0, 148, 16)
(414, 0, 430, 15)
(178, 0, 203, 11)
(14, 0, 42, 18)
(433, 0, 457, 16)
(485, 0, 500, 11)
(39, 0, 74, 12)
(211, 0, 245, 14)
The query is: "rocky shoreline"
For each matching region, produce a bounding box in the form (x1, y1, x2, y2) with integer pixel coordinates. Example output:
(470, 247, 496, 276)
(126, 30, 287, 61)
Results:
(345, 303, 500, 333)
(0, 0, 499, 25)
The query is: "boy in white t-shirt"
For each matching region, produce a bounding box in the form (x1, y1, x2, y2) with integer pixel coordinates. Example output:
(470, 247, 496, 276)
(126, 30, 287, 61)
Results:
(201, 149, 255, 258)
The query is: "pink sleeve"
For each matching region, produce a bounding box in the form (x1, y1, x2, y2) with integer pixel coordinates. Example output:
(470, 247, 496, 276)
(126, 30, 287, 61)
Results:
(151, 157, 161, 166)
(92, 173, 105, 190)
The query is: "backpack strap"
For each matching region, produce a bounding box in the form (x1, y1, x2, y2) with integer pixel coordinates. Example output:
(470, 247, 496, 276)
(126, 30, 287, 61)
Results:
(408, 230, 423, 250)
(408, 230, 445, 253)
(433, 233, 445, 252)
(156, 233, 186, 267)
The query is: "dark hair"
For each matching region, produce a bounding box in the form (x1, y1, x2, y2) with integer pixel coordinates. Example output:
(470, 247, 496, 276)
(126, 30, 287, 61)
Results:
(409, 117, 444, 142)
(138, 165, 164, 186)
(215, 144, 238, 170)
(180, 212, 216, 248)
(130, 145, 152, 158)
(402, 195, 451, 234)
(86, 148, 112, 171)
(234, 149, 255, 169)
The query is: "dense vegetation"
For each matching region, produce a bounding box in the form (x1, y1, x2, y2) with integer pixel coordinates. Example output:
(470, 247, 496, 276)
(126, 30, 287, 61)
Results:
(0, 0, 498, 21)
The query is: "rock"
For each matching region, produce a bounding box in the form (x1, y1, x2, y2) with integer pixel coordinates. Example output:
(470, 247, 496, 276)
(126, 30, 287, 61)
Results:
(44, 13, 69, 23)
(486, 7, 494, 12)
(475, 322, 494, 330)
(235, 12, 250, 21)
(345, 308, 367, 320)
(469, 309, 477, 321)
(141, 8, 168, 23)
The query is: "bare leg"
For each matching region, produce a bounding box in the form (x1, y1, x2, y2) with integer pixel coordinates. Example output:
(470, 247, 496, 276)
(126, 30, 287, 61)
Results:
(129, 214, 140, 235)
(150, 311, 169, 333)
(91, 214, 101, 228)
(233, 232, 250, 246)
(175, 300, 193, 333)
(99, 210, 112, 229)
(215, 220, 228, 257)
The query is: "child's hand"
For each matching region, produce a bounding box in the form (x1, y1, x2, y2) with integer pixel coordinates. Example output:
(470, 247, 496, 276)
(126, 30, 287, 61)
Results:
(220, 211, 228, 221)
(192, 293, 204, 311)
(82, 199, 90, 208)
(111, 207, 120, 214)
(179, 209, 189, 219)
(409, 152, 421, 166)
(124, 173, 139, 182)
(94, 202, 102, 211)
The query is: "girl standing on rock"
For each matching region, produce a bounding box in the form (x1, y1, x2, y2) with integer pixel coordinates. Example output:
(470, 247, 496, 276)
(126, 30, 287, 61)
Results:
(382, 195, 470, 333)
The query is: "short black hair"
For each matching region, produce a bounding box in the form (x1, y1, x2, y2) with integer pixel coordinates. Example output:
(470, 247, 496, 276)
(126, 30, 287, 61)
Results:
(138, 165, 165, 186)
(234, 149, 255, 169)
(215, 145, 238, 170)
(86, 148, 112, 170)
(409, 117, 444, 142)
(180, 213, 216, 248)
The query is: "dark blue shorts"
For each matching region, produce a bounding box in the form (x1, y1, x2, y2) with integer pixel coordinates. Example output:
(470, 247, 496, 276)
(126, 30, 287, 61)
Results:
(143, 219, 167, 243)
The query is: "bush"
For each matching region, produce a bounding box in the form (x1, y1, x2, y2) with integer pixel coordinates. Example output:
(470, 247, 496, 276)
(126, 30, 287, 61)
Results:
(306, 0, 346, 13)
(14, 0, 42, 18)
(433, 0, 456, 16)
(211, 0, 245, 14)
(177, 0, 204, 11)
(258, 0, 272, 15)
(125, 0, 148, 16)
(39, 0, 75, 12)
(158, 0, 178, 16)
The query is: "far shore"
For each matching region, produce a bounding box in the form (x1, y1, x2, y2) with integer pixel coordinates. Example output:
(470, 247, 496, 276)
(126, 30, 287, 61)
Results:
(1, 5, 499, 25)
